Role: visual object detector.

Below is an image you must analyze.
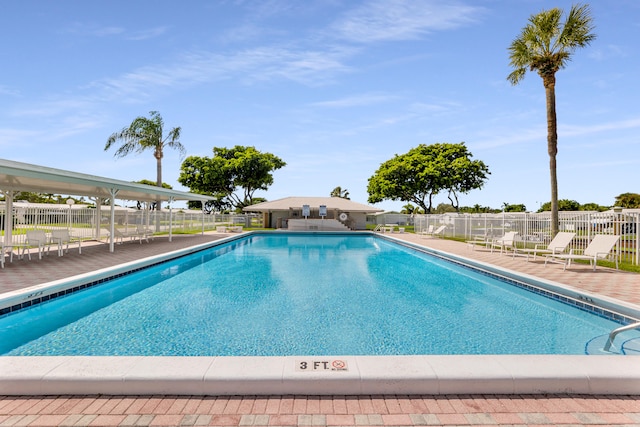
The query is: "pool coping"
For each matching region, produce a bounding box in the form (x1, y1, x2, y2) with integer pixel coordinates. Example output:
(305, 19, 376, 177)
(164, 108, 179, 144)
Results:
(1, 231, 640, 396)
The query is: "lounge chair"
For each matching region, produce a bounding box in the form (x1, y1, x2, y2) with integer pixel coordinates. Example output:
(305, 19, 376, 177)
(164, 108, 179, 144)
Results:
(136, 224, 154, 242)
(24, 230, 51, 260)
(545, 234, 620, 271)
(512, 231, 575, 261)
(422, 225, 446, 238)
(490, 231, 518, 254)
(466, 233, 494, 251)
(419, 225, 434, 236)
(102, 227, 145, 244)
(50, 229, 82, 256)
(115, 227, 149, 244)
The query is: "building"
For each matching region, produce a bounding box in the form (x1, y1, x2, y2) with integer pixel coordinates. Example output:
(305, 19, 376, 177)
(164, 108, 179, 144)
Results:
(242, 197, 383, 230)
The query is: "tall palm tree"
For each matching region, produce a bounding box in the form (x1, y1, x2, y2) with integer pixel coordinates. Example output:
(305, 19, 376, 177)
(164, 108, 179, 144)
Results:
(507, 4, 595, 236)
(105, 111, 185, 213)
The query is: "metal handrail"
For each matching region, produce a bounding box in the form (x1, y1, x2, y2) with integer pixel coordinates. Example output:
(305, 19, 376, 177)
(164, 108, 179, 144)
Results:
(603, 321, 640, 352)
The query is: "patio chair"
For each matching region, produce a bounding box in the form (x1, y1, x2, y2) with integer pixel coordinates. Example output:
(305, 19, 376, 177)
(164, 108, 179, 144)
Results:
(50, 229, 82, 256)
(490, 231, 518, 254)
(24, 230, 51, 260)
(545, 234, 620, 271)
(512, 231, 575, 261)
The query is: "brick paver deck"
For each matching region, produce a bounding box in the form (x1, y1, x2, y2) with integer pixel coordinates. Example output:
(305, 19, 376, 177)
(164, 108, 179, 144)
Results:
(1, 231, 639, 426)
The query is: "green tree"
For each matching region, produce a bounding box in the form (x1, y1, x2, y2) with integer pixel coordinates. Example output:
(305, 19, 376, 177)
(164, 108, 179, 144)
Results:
(502, 203, 527, 212)
(136, 179, 172, 189)
(614, 192, 640, 208)
(538, 199, 580, 212)
(367, 143, 489, 213)
(460, 204, 497, 213)
(179, 145, 285, 211)
(508, 4, 595, 236)
(434, 203, 457, 214)
(330, 186, 350, 199)
(105, 111, 185, 214)
(134, 179, 172, 210)
(400, 203, 423, 214)
(580, 202, 607, 212)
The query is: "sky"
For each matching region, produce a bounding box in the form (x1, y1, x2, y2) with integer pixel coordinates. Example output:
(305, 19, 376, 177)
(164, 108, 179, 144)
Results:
(1, 0, 639, 212)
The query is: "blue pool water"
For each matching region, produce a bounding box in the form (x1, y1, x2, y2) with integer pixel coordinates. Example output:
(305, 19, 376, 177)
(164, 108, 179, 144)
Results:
(0, 233, 634, 356)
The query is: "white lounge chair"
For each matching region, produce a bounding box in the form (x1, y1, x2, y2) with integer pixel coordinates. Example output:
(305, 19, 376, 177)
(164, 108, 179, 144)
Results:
(50, 229, 82, 256)
(115, 227, 149, 244)
(419, 225, 434, 236)
(136, 224, 154, 242)
(422, 225, 446, 238)
(490, 231, 518, 254)
(102, 227, 145, 244)
(512, 231, 575, 261)
(466, 233, 493, 251)
(545, 234, 620, 271)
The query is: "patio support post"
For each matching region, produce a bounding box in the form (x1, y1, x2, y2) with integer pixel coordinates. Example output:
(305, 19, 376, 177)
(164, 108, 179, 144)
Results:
(1, 190, 14, 246)
(635, 213, 640, 265)
(168, 196, 174, 242)
(109, 188, 119, 253)
(95, 198, 102, 241)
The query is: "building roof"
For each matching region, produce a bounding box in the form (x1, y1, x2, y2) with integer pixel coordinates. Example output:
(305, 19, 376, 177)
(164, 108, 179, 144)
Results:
(243, 196, 383, 213)
(0, 158, 211, 203)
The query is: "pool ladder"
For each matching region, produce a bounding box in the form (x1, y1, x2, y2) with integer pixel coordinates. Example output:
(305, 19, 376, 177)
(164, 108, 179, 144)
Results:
(603, 321, 640, 352)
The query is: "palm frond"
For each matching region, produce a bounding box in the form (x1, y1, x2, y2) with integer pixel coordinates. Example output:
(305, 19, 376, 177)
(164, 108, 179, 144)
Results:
(507, 3, 595, 83)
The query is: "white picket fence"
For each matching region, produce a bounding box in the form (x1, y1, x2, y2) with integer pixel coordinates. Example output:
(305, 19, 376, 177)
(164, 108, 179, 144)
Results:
(1, 203, 261, 244)
(4, 204, 638, 266)
(412, 210, 639, 266)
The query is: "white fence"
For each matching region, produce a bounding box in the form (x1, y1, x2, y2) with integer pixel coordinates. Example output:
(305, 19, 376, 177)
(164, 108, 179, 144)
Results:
(4, 205, 638, 266)
(412, 211, 639, 266)
(1, 204, 261, 244)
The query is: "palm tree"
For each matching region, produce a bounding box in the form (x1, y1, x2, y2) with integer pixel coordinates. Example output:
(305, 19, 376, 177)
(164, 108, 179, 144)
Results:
(105, 111, 185, 214)
(507, 4, 595, 236)
(330, 186, 350, 199)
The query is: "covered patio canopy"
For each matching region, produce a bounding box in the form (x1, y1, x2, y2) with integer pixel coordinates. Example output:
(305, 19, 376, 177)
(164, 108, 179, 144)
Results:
(0, 158, 211, 252)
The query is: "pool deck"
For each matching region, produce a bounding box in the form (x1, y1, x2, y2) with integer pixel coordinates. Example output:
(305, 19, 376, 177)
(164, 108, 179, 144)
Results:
(1, 231, 640, 426)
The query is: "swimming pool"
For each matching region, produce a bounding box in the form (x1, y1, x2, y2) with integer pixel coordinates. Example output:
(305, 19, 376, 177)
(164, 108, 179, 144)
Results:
(1, 233, 638, 356)
(1, 231, 639, 396)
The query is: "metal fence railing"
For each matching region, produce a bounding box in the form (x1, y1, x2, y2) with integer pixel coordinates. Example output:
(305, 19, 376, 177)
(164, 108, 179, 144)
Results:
(408, 211, 638, 266)
(3, 204, 638, 266)
(1, 203, 262, 246)
(367, 210, 638, 266)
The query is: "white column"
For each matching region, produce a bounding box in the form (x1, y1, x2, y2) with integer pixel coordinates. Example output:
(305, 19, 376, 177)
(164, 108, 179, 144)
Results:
(109, 189, 119, 252)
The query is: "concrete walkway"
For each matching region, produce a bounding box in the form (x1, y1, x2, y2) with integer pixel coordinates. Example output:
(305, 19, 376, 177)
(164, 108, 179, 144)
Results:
(1, 231, 639, 426)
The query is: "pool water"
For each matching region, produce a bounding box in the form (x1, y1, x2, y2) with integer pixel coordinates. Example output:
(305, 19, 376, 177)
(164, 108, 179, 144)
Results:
(0, 233, 632, 356)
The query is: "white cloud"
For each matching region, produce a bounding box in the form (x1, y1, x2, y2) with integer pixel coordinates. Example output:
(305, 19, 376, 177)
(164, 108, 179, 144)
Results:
(126, 26, 169, 41)
(63, 23, 166, 40)
(64, 23, 125, 37)
(588, 44, 627, 61)
(310, 93, 400, 108)
(561, 116, 640, 136)
(0, 85, 20, 97)
(330, 0, 482, 43)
